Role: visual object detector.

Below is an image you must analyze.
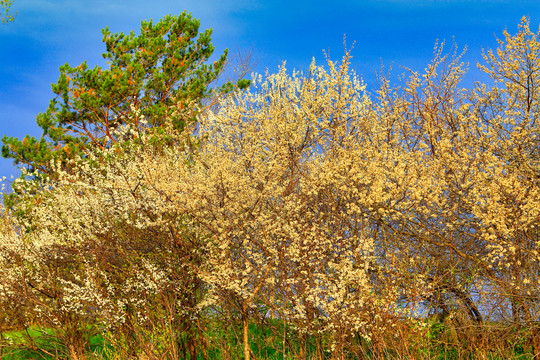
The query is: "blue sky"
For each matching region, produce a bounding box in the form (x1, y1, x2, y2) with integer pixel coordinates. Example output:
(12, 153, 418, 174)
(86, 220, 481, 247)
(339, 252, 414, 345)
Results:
(1, 0, 539, 184)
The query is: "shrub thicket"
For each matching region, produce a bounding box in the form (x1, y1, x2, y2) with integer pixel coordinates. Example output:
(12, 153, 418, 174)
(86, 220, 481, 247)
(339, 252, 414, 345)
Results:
(2, 16, 540, 360)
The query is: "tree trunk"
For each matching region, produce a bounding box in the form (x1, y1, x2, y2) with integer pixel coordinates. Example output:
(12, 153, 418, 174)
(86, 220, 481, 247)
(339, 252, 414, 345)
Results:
(243, 311, 251, 360)
(316, 335, 323, 360)
(188, 334, 197, 360)
(530, 328, 540, 360)
(68, 344, 85, 360)
(197, 318, 209, 360)
(299, 332, 306, 360)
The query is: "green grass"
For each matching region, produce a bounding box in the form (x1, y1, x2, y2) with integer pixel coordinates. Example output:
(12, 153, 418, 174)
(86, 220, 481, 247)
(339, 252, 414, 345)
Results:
(2, 322, 540, 360)
(0, 328, 109, 360)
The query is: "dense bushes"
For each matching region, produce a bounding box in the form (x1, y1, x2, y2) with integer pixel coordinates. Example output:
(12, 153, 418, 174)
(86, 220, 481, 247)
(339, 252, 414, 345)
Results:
(2, 17, 540, 360)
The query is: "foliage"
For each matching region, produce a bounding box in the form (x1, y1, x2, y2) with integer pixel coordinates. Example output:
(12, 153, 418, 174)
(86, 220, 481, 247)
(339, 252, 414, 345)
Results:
(1, 11, 248, 179)
(0, 0, 15, 24)
(3, 16, 540, 360)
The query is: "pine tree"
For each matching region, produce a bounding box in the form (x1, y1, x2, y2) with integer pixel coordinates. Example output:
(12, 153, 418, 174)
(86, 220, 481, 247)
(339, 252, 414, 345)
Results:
(2, 11, 248, 177)
(0, 0, 15, 24)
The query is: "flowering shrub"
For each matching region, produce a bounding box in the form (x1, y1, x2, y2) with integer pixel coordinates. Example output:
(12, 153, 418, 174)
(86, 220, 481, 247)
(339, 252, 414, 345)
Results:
(2, 17, 540, 360)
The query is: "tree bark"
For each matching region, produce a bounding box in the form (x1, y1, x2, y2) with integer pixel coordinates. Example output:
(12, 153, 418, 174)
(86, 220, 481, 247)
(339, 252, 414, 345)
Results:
(243, 309, 251, 360)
